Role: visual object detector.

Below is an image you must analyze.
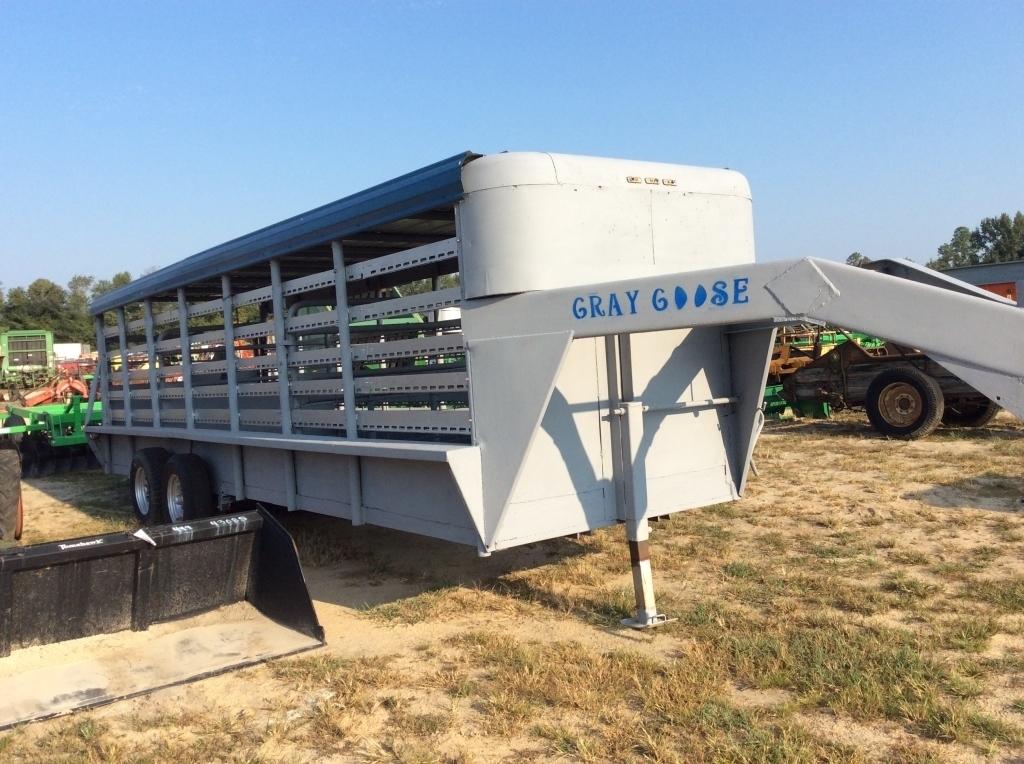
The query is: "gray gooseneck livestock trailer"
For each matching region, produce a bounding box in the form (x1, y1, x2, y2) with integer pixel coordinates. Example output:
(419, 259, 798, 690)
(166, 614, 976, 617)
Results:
(86, 151, 1024, 628)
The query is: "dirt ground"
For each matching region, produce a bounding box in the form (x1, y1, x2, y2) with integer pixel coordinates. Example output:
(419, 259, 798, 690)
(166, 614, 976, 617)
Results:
(2, 412, 1024, 762)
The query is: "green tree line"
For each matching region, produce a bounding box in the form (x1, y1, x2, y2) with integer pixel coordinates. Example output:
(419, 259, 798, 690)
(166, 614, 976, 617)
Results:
(0, 272, 132, 344)
(928, 212, 1024, 270)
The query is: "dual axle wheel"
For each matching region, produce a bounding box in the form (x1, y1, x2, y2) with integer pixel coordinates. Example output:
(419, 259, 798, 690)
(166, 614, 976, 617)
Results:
(130, 448, 215, 525)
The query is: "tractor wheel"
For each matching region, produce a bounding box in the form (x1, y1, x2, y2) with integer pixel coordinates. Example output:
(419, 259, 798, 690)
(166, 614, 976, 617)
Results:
(0, 440, 22, 543)
(162, 454, 215, 523)
(942, 399, 1001, 428)
(130, 448, 171, 526)
(3, 415, 29, 477)
(36, 438, 56, 477)
(19, 435, 38, 478)
(865, 366, 944, 440)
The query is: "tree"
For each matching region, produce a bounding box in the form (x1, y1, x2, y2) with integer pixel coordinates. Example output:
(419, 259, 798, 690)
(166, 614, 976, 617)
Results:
(931, 226, 980, 269)
(91, 272, 135, 327)
(91, 271, 132, 300)
(0, 271, 135, 343)
(846, 252, 871, 267)
(974, 212, 1024, 263)
(66, 275, 96, 343)
(929, 212, 1024, 269)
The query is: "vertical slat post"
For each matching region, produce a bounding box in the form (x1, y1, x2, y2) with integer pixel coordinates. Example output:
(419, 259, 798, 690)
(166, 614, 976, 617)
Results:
(269, 259, 296, 510)
(89, 317, 108, 427)
(221, 275, 245, 500)
(221, 275, 240, 431)
(143, 298, 161, 428)
(330, 241, 359, 439)
(116, 308, 132, 427)
(177, 289, 195, 430)
(331, 241, 364, 525)
(269, 259, 292, 435)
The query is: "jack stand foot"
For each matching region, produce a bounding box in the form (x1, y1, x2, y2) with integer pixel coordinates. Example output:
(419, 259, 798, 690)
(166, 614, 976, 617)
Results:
(621, 613, 675, 629)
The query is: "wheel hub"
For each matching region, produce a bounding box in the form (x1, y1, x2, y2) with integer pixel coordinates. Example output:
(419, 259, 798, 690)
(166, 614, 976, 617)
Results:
(166, 473, 185, 523)
(133, 468, 151, 518)
(878, 381, 921, 426)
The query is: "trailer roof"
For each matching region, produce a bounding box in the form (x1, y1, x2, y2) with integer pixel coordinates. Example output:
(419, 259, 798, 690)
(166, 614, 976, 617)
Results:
(91, 151, 478, 314)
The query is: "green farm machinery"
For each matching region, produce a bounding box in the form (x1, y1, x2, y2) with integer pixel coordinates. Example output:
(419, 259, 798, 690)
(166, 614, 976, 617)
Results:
(1, 330, 55, 393)
(0, 397, 102, 476)
(763, 326, 883, 419)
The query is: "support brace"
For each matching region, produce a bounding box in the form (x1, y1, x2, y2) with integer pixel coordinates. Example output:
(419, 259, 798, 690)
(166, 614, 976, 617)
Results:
(619, 398, 671, 628)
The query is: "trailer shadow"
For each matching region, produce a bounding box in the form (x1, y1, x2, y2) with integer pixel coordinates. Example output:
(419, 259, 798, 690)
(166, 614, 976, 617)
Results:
(763, 417, 871, 438)
(764, 415, 1024, 442)
(276, 509, 591, 612)
(903, 473, 1024, 513)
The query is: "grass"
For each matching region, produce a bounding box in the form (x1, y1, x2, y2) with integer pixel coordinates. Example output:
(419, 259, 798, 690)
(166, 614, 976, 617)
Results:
(970, 576, 1024, 612)
(937, 616, 1000, 653)
(7, 413, 1024, 762)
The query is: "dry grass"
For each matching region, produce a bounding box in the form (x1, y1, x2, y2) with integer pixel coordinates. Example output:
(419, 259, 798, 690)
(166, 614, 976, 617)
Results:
(4, 411, 1024, 761)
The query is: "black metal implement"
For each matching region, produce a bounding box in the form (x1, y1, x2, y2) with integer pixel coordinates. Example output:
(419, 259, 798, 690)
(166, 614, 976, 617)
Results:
(0, 506, 323, 657)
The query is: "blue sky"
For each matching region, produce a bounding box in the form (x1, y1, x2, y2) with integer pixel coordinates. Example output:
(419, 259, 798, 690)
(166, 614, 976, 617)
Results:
(1, 1, 1022, 289)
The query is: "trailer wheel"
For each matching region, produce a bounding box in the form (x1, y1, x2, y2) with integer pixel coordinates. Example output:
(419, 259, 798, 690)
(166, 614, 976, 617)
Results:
(0, 440, 22, 542)
(130, 448, 170, 526)
(865, 366, 944, 440)
(942, 399, 1001, 428)
(162, 454, 215, 523)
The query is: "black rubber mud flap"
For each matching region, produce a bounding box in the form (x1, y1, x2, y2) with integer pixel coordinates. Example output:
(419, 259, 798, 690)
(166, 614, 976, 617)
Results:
(0, 506, 323, 727)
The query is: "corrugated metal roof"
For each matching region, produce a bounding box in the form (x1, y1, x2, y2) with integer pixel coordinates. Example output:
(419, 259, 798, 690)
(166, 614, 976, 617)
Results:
(940, 259, 1024, 286)
(91, 151, 478, 314)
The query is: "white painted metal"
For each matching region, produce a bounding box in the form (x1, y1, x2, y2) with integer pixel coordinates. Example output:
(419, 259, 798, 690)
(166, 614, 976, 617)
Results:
(346, 237, 457, 282)
(89, 151, 1024, 628)
(331, 241, 359, 442)
(459, 153, 753, 299)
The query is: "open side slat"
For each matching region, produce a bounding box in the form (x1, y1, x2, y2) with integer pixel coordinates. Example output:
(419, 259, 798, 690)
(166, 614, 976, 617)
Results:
(346, 237, 457, 282)
(348, 288, 461, 323)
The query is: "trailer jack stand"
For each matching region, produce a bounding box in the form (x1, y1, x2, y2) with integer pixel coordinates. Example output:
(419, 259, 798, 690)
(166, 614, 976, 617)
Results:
(621, 534, 674, 629)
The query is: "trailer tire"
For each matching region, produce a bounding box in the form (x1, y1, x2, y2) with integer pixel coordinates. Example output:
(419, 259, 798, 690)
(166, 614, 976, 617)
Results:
(130, 448, 170, 526)
(942, 399, 1001, 428)
(162, 453, 215, 523)
(0, 440, 22, 542)
(865, 366, 944, 440)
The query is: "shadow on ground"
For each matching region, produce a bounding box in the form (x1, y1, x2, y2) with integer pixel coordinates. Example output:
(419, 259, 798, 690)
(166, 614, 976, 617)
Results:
(765, 413, 1024, 442)
(904, 472, 1024, 512)
(275, 509, 593, 614)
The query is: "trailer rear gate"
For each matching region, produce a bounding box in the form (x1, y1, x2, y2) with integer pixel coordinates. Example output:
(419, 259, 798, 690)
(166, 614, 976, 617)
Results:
(86, 151, 1024, 627)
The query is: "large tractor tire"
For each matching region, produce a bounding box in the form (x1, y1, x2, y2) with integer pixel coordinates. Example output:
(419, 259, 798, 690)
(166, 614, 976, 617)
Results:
(3, 414, 29, 477)
(942, 399, 1001, 428)
(865, 366, 944, 440)
(162, 453, 215, 523)
(130, 448, 171, 525)
(0, 440, 23, 542)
